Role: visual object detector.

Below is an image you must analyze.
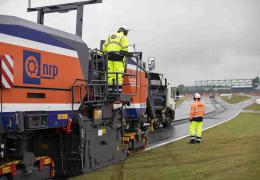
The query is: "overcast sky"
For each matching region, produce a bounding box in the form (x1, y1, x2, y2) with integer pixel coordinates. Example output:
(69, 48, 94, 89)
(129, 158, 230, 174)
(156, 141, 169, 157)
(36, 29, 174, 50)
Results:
(1, 0, 259, 85)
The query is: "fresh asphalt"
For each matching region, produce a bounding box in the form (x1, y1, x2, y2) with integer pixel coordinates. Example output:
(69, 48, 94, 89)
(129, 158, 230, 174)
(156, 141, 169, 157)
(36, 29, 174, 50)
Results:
(147, 95, 259, 150)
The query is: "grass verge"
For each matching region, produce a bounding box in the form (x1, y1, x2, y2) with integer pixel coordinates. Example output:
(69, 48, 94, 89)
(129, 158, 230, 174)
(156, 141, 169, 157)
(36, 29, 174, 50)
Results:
(220, 94, 250, 104)
(72, 112, 260, 180)
(244, 103, 260, 111)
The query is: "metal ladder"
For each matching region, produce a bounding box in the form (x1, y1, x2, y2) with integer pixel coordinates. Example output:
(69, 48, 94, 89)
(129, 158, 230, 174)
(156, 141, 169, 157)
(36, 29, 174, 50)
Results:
(71, 50, 108, 109)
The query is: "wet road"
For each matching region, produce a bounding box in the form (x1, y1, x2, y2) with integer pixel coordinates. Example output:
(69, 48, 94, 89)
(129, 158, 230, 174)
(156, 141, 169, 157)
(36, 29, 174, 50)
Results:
(175, 97, 216, 120)
(147, 96, 259, 150)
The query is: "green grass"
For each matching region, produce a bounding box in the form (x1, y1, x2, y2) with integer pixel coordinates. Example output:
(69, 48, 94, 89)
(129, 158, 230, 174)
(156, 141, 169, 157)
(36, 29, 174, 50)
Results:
(220, 94, 250, 104)
(72, 113, 260, 180)
(244, 103, 260, 111)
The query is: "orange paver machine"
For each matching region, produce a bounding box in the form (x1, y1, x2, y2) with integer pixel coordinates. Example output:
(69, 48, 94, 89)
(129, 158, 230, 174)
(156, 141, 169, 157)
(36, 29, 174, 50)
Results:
(0, 1, 149, 179)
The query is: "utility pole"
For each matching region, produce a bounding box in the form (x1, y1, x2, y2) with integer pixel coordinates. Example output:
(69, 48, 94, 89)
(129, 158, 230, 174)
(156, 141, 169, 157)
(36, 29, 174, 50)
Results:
(27, 0, 102, 38)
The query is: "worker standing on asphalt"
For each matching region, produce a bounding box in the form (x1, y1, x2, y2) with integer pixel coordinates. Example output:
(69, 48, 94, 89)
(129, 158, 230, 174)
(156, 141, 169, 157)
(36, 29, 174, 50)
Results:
(102, 27, 129, 89)
(189, 93, 205, 144)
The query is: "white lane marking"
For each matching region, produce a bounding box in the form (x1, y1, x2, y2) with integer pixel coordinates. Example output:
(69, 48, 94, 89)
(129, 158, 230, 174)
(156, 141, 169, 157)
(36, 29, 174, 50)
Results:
(146, 134, 190, 151)
(0, 33, 78, 58)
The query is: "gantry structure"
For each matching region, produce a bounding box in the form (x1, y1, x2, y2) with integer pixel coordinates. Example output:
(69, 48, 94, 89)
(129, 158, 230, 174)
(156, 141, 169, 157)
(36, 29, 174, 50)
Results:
(195, 77, 259, 88)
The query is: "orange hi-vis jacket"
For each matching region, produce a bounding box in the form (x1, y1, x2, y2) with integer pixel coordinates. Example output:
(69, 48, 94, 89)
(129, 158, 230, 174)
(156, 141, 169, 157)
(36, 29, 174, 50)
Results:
(189, 100, 205, 120)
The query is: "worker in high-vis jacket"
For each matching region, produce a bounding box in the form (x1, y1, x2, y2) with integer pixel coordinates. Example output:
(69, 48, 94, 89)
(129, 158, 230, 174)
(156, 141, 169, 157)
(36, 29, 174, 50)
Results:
(189, 93, 205, 144)
(102, 27, 129, 87)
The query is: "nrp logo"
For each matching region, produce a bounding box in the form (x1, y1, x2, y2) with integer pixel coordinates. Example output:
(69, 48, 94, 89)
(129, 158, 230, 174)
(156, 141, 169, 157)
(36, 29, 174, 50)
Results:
(23, 50, 58, 85)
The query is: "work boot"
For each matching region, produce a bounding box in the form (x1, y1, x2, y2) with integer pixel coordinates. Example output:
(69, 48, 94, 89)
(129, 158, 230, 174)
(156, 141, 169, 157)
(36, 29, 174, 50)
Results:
(189, 139, 196, 144)
(189, 136, 196, 144)
(196, 137, 202, 144)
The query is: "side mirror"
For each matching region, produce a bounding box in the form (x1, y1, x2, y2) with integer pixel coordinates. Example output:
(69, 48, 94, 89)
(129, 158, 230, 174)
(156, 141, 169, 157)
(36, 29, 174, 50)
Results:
(148, 57, 155, 71)
(143, 62, 146, 70)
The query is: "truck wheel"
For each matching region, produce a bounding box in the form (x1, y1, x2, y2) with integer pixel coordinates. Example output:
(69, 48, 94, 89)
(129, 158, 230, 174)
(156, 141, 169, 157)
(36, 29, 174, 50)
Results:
(163, 109, 174, 128)
(162, 119, 172, 128)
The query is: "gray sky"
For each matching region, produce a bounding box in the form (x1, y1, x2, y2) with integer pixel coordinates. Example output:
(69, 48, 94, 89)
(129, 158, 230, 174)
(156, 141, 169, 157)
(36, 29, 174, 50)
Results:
(1, 0, 259, 85)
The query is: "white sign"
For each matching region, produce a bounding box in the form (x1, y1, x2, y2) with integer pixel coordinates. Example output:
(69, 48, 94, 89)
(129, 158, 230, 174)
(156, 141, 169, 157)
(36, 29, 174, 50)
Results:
(98, 129, 103, 136)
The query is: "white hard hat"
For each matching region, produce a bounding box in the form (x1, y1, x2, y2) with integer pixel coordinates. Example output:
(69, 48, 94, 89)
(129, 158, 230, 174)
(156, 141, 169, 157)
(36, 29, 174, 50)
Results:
(194, 93, 201, 99)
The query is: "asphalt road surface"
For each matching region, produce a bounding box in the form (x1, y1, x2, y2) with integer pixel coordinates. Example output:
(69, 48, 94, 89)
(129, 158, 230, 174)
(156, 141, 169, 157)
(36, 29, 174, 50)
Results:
(147, 96, 259, 150)
(175, 97, 216, 120)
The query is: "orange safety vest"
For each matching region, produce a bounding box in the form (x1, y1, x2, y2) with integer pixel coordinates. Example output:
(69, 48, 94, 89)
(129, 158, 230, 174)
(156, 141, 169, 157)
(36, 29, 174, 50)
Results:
(189, 100, 205, 119)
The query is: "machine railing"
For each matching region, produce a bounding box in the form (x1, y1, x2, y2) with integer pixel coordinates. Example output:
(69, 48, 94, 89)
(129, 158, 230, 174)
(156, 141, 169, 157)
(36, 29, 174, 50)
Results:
(71, 50, 145, 109)
(71, 49, 107, 109)
(107, 51, 142, 97)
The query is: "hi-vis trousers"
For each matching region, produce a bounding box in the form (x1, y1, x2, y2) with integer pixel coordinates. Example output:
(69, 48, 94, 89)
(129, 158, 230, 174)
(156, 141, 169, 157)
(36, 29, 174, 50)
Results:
(189, 117, 203, 142)
(108, 60, 124, 85)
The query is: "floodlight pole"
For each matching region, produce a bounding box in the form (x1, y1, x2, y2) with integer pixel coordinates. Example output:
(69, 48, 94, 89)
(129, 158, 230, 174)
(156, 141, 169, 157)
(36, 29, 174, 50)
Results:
(27, 0, 102, 38)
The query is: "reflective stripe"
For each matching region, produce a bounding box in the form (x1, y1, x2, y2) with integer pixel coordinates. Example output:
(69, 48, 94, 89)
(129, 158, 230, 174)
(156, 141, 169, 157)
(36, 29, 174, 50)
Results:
(107, 41, 122, 47)
(196, 137, 202, 140)
(107, 34, 124, 48)
(108, 87, 122, 91)
(108, 85, 122, 92)
(108, 89, 122, 93)
(190, 136, 196, 140)
(119, 35, 124, 45)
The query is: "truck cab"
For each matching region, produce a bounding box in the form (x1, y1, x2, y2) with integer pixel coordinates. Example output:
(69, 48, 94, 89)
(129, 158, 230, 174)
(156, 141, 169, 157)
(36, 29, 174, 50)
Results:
(147, 72, 176, 128)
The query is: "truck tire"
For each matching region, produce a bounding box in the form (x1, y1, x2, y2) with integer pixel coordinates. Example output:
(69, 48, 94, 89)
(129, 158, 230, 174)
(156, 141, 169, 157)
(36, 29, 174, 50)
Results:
(163, 109, 175, 128)
(162, 118, 172, 128)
